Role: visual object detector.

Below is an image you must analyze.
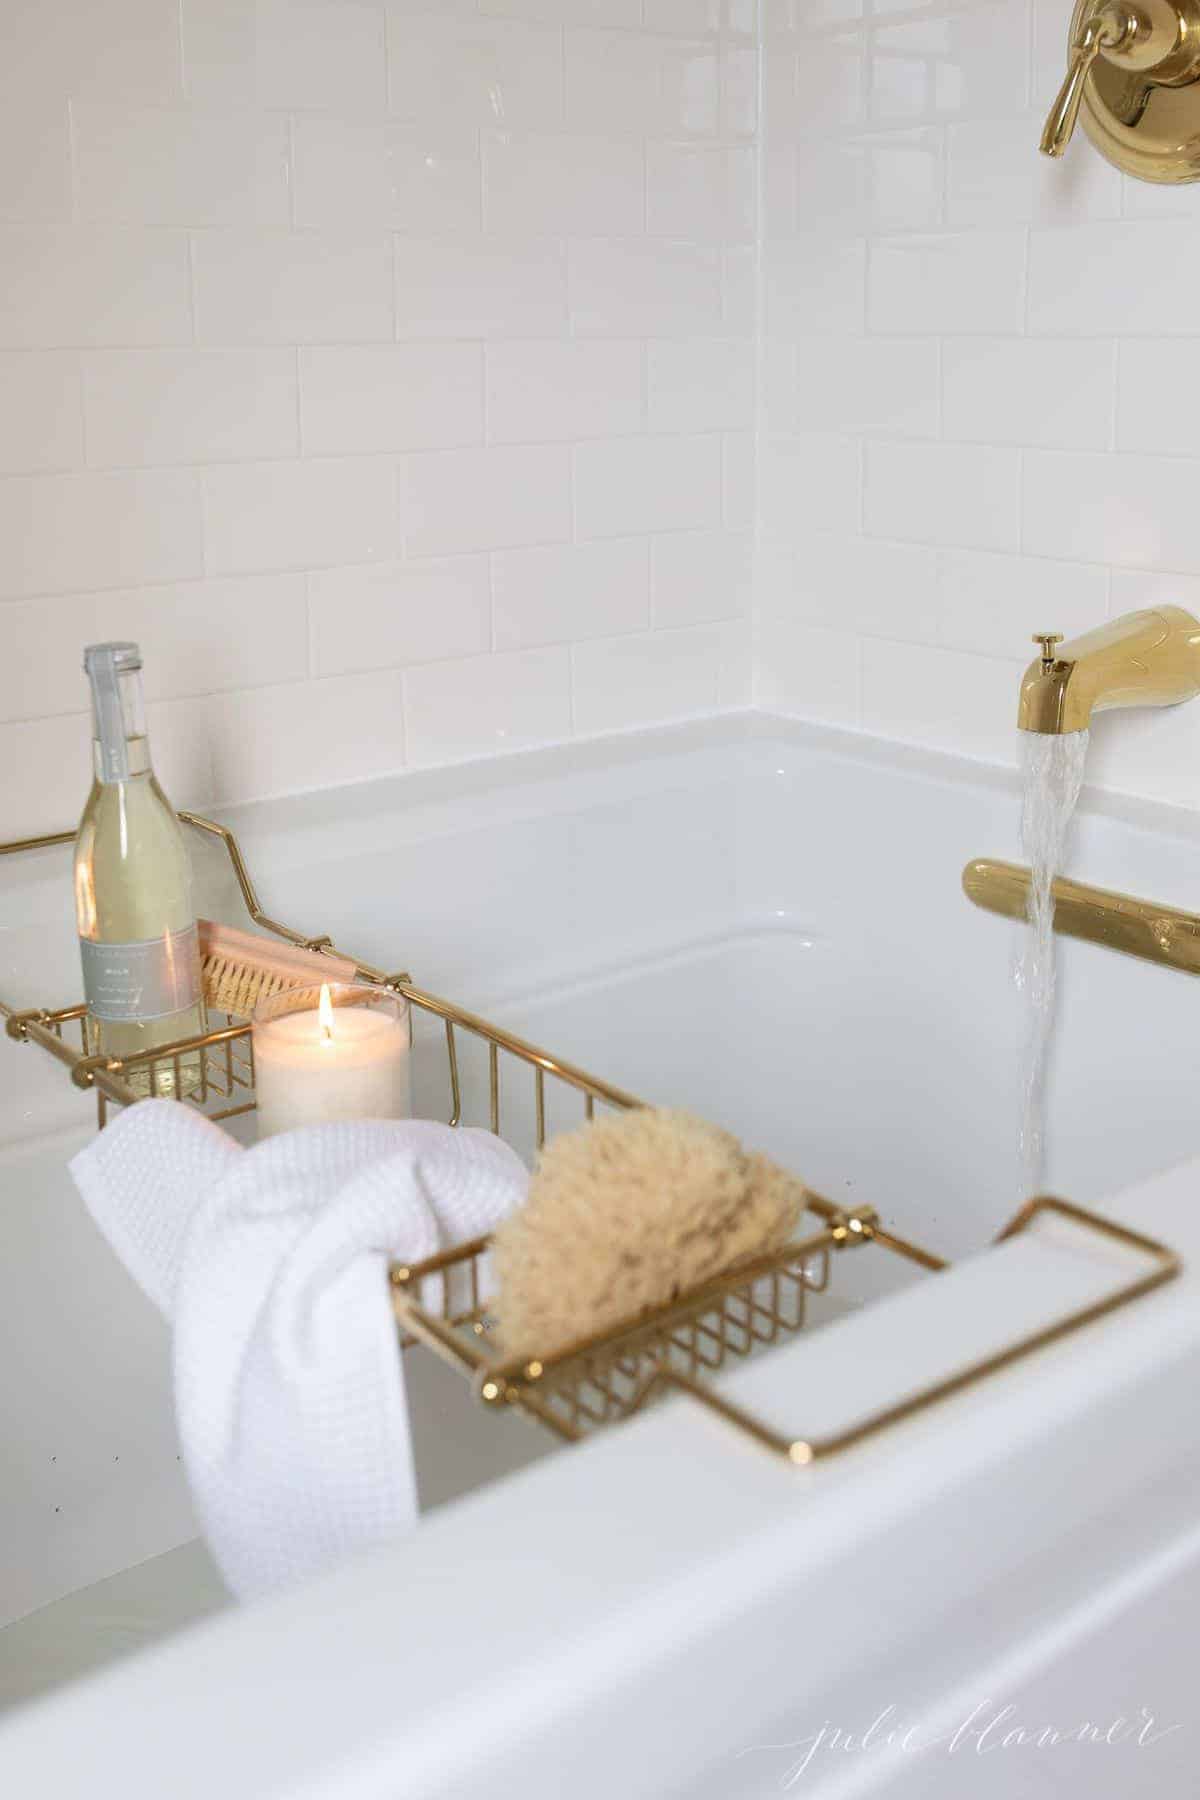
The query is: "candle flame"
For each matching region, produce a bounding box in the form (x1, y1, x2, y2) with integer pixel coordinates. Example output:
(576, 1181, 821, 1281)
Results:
(318, 982, 334, 1043)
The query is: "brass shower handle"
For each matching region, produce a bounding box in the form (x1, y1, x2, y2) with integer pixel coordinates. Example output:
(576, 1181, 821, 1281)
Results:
(1040, 5, 1141, 155)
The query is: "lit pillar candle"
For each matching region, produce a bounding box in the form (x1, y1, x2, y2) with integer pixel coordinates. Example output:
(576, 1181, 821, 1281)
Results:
(252, 982, 411, 1140)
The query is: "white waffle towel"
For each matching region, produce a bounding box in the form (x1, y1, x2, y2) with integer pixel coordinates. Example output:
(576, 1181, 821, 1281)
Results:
(70, 1100, 527, 1600)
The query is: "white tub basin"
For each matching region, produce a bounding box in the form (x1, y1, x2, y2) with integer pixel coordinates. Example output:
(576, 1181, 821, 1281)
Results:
(2, 713, 1198, 1796)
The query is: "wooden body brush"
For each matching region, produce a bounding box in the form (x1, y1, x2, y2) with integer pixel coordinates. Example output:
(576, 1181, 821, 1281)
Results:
(199, 920, 360, 1019)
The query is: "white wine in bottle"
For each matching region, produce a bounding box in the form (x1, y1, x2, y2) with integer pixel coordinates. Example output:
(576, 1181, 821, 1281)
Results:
(74, 643, 206, 1098)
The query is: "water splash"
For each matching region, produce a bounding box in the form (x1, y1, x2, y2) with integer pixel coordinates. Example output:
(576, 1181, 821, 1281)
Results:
(1015, 728, 1089, 1201)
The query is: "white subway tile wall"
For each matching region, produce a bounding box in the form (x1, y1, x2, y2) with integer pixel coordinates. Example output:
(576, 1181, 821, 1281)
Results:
(7, 0, 1199, 837)
(0, 0, 753, 836)
(757, 0, 1200, 807)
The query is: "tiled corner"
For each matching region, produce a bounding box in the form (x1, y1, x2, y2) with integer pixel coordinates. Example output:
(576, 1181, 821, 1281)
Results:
(755, 0, 1200, 810)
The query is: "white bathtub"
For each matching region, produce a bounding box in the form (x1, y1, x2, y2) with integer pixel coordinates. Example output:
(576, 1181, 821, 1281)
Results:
(3, 712, 1200, 1796)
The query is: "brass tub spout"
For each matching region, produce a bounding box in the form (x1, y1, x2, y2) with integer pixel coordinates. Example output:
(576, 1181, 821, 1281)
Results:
(1018, 605, 1200, 734)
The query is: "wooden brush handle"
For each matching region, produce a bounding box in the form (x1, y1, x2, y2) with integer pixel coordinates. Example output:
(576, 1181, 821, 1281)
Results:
(199, 919, 360, 987)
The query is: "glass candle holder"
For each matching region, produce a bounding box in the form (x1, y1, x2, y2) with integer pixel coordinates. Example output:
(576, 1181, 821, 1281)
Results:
(252, 981, 412, 1141)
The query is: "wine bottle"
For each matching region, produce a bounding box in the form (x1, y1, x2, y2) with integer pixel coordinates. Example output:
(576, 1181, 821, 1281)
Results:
(74, 643, 206, 1097)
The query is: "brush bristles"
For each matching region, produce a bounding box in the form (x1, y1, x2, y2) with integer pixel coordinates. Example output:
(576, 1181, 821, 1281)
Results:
(202, 954, 301, 1021)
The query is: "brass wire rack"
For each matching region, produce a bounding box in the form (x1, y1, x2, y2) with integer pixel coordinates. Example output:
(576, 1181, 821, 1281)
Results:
(0, 814, 1182, 1465)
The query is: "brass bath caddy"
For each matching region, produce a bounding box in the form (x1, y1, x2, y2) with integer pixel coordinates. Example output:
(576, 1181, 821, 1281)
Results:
(0, 816, 1181, 1466)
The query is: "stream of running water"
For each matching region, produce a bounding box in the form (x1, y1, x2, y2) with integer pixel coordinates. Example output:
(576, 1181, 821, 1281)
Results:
(1015, 728, 1089, 1201)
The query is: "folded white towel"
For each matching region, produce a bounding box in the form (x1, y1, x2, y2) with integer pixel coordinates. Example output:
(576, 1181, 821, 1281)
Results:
(71, 1101, 527, 1600)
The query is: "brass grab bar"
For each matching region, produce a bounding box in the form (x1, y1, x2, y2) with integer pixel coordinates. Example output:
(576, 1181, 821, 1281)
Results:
(963, 858, 1200, 977)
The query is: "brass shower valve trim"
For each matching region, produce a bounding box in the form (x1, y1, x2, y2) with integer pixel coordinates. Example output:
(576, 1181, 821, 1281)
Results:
(1040, 0, 1200, 180)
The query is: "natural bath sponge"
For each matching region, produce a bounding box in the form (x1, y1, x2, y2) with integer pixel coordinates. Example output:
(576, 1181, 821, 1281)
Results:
(491, 1108, 807, 1358)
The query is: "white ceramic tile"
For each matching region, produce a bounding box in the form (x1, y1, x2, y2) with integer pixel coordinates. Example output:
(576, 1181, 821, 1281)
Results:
(1028, 221, 1200, 336)
(389, 0, 476, 16)
(73, 104, 290, 226)
(1031, 0, 1072, 96)
(860, 637, 1016, 762)
(0, 100, 72, 222)
(299, 345, 483, 454)
(645, 143, 755, 243)
(83, 349, 299, 466)
(183, 0, 386, 110)
(565, 30, 719, 137)
(770, 531, 941, 642)
(763, 146, 798, 238)
(760, 337, 797, 434)
(1110, 567, 1200, 618)
(193, 230, 393, 344)
(0, 470, 203, 599)
(796, 336, 939, 437)
(947, 116, 1121, 227)
(867, 230, 1027, 334)
(3, 0, 183, 105)
(403, 646, 571, 766)
(0, 353, 83, 474)
(644, 0, 726, 28)
(486, 341, 643, 444)
(715, 615, 753, 704)
(1022, 451, 1200, 574)
(938, 548, 1109, 660)
(1118, 170, 1196, 220)
(0, 227, 192, 348)
(0, 712, 92, 839)
(207, 671, 407, 803)
(765, 236, 866, 338)
(941, 337, 1113, 450)
(771, 33, 863, 135)
(864, 441, 1020, 551)
(788, 142, 866, 237)
(647, 339, 753, 433)
(292, 118, 480, 231)
(0, 574, 308, 721)
(1117, 340, 1200, 457)
(569, 238, 724, 337)
(1082, 700, 1200, 809)
(310, 556, 491, 675)
(721, 246, 756, 338)
(203, 457, 399, 573)
(863, 129, 943, 233)
(651, 528, 751, 626)
(753, 617, 860, 724)
(0, 701, 212, 843)
(401, 445, 571, 555)
(721, 41, 758, 138)
(479, 0, 641, 21)
(396, 237, 567, 339)
(493, 539, 650, 648)
(759, 433, 861, 544)
(572, 622, 729, 732)
(722, 431, 755, 530)
(866, 2, 1028, 124)
(387, 13, 563, 126)
(483, 132, 644, 236)
(574, 434, 722, 538)
(788, 131, 942, 237)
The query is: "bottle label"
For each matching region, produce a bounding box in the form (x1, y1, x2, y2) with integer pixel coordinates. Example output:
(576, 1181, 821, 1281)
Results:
(79, 924, 201, 1023)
